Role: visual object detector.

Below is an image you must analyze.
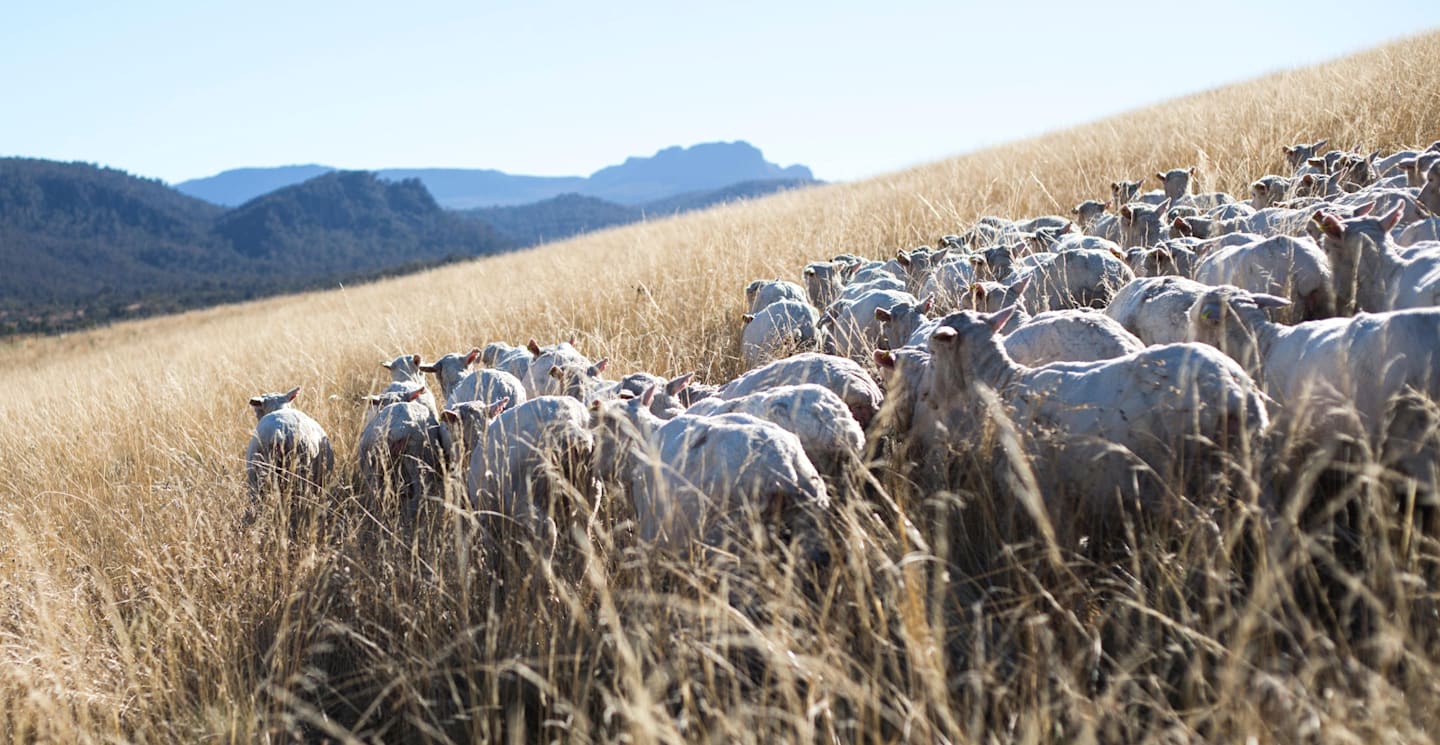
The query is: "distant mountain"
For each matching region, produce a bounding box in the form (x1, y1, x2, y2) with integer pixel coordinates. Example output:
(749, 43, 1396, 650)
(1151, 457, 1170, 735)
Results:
(464, 178, 818, 248)
(175, 141, 815, 209)
(0, 160, 512, 335)
(175, 164, 333, 208)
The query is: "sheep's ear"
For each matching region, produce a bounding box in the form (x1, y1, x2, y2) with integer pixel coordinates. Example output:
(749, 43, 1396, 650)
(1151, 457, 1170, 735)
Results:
(896, 252, 911, 267)
(1251, 293, 1291, 309)
(641, 386, 657, 406)
(1353, 202, 1375, 217)
(918, 295, 934, 314)
(410, 354, 421, 367)
(380, 359, 393, 369)
(1071, 205, 1080, 214)
(591, 398, 605, 412)
(249, 396, 263, 407)
(987, 305, 1018, 332)
(406, 388, 426, 402)
(1110, 182, 1120, 191)
(874, 306, 893, 322)
(1155, 172, 1165, 181)
(1314, 139, 1327, 150)
(487, 398, 509, 418)
(933, 247, 949, 262)
(969, 283, 986, 299)
(1307, 157, 1326, 168)
(418, 363, 437, 373)
(1120, 205, 1134, 220)
(527, 339, 542, 357)
(589, 358, 608, 376)
(285, 386, 300, 402)
(803, 266, 816, 276)
(666, 372, 694, 396)
(567, 335, 577, 346)
(548, 366, 564, 380)
(841, 262, 861, 279)
(873, 349, 896, 368)
(464, 348, 481, 367)
(1188, 166, 1196, 176)
(1012, 273, 1034, 295)
(930, 327, 958, 344)
(1283, 145, 1294, 155)
(1108, 246, 1127, 260)
(440, 410, 460, 424)
(1380, 205, 1404, 232)
(617, 390, 635, 400)
(1320, 214, 1345, 238)
(742, 313, 755, 324)
(1172, 216, 1191, 234)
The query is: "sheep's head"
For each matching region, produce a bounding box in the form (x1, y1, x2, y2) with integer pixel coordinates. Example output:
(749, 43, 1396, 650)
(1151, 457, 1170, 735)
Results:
(249, 386, 300, 420)
(440, 398, 508, 454)
(381, 354, 424, 381)
(1283, 139, 1328, 171)
(1187, 286, 1287, 376)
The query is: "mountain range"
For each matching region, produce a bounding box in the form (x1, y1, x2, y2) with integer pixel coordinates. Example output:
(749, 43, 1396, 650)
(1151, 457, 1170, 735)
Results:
(177, 141, 814, 209)
(0, 142, 818, 335)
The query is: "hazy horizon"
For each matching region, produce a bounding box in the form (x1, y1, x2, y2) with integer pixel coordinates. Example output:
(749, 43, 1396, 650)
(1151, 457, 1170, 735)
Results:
(5, 1, 1439, 185)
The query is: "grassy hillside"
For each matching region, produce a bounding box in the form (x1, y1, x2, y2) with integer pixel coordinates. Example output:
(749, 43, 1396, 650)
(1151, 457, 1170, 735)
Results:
(3, 31, 1440, 743)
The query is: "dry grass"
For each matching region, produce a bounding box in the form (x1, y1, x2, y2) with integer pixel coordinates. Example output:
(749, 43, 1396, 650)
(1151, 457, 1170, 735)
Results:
(3, 30, 1440, 743)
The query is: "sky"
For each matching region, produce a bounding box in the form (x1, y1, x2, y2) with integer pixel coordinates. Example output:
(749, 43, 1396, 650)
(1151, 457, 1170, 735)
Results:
(3, 1, 1439, 185)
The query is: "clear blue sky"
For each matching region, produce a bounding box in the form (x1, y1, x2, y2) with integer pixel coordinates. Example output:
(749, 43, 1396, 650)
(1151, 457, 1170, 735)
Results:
(4, 1, 1438, 184)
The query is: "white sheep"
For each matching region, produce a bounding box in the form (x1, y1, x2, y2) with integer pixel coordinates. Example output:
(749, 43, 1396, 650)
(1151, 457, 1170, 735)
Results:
(1155, 167, 1232, 210)
(522, 338, 593, 398)
(617, 371, 698, 418)
(1187, 285, 1440, 488)
(1399, 218, 1440, 247)
(999, 310, 1144, 366)
(917, 257, 977, 312)
(439, 398, 509, 462)
(687, 383, 865, 478)
(745, 278, 808, 314)
(590, 394, 830, 560)
(420, 348, 527, 411)
(719, 352, 885, 430)
(1192, 235, 1336, 322)
(1104, 275, 1212, 345)
(547, 358, 616, 404)
(1013, 248, 1134, 311)
(357, 386, 453, 519)
(819, 288, 917, 361)
(802, 260, 859, 310)
(926, 308, 1269, 526)
(742, 299, 820, 369)
(245, 386, 334, 502)
(1314, 206, 1440, 314)
(468, 395, 594, 548)
(381, 353, 438, 414)
(482, 342, 534, 382)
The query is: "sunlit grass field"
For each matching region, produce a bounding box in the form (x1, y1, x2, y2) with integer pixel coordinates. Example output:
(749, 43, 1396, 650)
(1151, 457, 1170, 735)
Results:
(3, 30, 1440, 743)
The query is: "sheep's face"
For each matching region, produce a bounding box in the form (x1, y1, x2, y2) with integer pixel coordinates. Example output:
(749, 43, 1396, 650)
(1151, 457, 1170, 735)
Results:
(441, 399, 505, 454)
(1187, 287, 1283, 375)
(381, 354, 423, 382)
(975, 245, 1016, 281)
(249, 386, 300, 420)
(1111, 179, 1144, 208)
(1157, 168, 1194, 198)
(1283, 139, 1327, 171)
(588, 396, 653, 484)
(1072, 201, 1107, 229)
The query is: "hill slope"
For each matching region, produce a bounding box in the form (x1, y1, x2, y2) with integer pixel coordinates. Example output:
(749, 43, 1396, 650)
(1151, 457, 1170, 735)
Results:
(3, 31, 1440, 744)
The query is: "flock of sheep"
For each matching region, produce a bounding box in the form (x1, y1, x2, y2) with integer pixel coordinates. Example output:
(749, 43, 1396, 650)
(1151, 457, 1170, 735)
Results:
(246, 138, 1440, 558)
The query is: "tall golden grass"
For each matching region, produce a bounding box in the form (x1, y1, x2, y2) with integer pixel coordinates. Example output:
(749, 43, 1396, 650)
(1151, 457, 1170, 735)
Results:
(3, 30, 1440, 743)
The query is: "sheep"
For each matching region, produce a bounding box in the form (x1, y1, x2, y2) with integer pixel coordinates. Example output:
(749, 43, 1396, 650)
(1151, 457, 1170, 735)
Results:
(1072, 200, 1110, 232)
(439, 398, 509, 461)
(522, 339, 592, 398)
(925, 308, 1268, 530)
(819, 288, 917, 361)
(482, 342, 534, 383)
(357, 386, 453, 520)
(420, 348, 527, 411)
(1009, 248, 1134, 311)
(381, 353, 438, 414)
(1104, 275, 1212, 345)
(547, 358, 616, 404)
(895, 246, 952, 295)
(590, 393, 830, 560)
(469, 396, 594, 549)
(1118, 203, 1169, 247)
(999, 310, 1144, 366)
(1399, 152, 1440, 188)
(1192, 235, 1336, 322)
(245, 386, 334, 502)
(1421, 160, 1440, 216)
(687, 383, 865, 479)
(1250, 176, 1294, 209)
(742, 299, 820, 369)
(1111, 179, 1167, 211)
(719, 352, 884, 430)
(1187, 285, 1440, 491)
(803, 260, 859, 310)
(1398, 218, 1440, 247)
(872, 295, 935, 351)
(617, 371, 697, 418)
(918, 257, 977, 312)
(1283, 139, 1329, 174)
(1314, 205, 1440, 314)
(1156, 167, 1232, 210)
(745, 278, 808, 314)
(1126, 244, 1198, 278)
